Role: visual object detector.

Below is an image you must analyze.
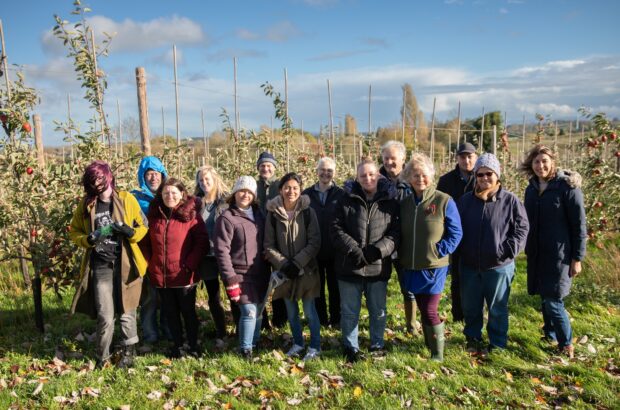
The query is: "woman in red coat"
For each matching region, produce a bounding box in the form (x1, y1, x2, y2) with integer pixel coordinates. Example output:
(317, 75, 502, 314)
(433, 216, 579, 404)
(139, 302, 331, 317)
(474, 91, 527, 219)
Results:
(144, 178, 209, 358)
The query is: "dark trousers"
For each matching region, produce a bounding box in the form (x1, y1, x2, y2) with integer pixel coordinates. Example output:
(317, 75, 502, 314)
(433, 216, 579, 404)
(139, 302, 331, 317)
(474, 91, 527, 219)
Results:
(315, 259, 340, 326)
(204, 278, 227, 339)
(159, 287, 199, 349)
(450, 254, 464, 321)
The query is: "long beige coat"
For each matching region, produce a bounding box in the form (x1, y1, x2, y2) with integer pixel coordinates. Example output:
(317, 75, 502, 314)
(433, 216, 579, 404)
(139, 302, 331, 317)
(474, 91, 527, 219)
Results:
(264, 195, 321, 301)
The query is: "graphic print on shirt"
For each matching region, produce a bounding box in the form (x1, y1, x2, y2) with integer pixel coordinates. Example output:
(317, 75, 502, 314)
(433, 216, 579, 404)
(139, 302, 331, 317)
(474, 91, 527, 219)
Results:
(93, 200, 120, 261)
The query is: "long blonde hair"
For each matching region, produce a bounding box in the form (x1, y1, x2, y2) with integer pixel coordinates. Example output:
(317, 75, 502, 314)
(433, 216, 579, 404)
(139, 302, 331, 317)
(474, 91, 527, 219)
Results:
(194, 165, 229, 204)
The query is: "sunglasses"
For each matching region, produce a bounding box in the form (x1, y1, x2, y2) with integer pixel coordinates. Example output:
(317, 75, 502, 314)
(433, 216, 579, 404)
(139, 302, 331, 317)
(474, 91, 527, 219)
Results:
(476, 171, 494, 178)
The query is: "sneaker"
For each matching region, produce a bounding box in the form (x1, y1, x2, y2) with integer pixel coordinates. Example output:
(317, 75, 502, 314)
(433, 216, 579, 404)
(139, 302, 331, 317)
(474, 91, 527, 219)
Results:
(117, 345, 136, 369)
(240, 349, 253, 360)
(303, 347, 320, 361)
(369, 344, 386, 356)
(343, 347, 364, 363)
(560, 345, 574, 359)
(286, 344, 305, 357)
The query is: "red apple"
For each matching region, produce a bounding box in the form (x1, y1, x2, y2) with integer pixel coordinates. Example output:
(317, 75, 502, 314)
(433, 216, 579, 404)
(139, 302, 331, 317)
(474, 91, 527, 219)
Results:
(26, 167, 34, 175)
(0, 114, 7, 124)
(601, 135, 608, 143)
(610, 133, 617, 141)
(30, 229, 37, 238)
(615, 151, 620, 158)
(594, 201, 603, 208)
(22, 122, 32, 133)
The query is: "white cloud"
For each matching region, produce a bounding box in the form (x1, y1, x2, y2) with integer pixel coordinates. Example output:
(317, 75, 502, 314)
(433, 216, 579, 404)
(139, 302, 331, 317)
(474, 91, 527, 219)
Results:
(513, 59, 585, 76)
(236, 21, 301, 43)
(42, 15, 206, 54)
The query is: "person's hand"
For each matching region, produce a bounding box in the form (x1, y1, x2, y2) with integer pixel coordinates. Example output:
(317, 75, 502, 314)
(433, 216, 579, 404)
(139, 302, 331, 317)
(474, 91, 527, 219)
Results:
(363, 245, 382, 263)
(87, 229, 101, 245)
(350, 247, 366, 268)
(281, 260, 301, 279)
(226, 284, 241, 302)
(111, 221, 135, 238)
(569, 260, 582, 278)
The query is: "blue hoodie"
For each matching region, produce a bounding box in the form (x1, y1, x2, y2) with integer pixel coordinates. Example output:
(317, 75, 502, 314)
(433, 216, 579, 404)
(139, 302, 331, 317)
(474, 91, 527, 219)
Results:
(131, 156, 168, 215)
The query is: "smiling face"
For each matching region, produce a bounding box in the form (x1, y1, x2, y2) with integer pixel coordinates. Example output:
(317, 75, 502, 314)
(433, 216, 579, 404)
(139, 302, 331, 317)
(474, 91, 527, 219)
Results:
(357, 163, 379, 196)
(144, 169, 162, 193)
(475, 166, 499, 190)
(457, 152, 477, 174)
(234, 189, 254, 209)
(199, 170, 214, 195)
(381, 147, 405, 179)
(532, 153, 554, 181)
(280, 179, 301, 208)
(162, 185, 183, 209)
(317, 164, 334, 185)
(258, 162, 275, 180)
(408, 166, 432, 197)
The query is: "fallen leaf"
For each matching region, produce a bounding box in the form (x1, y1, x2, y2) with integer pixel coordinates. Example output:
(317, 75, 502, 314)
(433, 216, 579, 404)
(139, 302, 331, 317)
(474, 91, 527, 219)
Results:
(577, 335, 588, 344)
(300, 374, 311, 385)
(505, 372, 513, 383)
(147, 390, 163, 400)
(290, 365, 304, 375)
(160, 358, 172, 366)
(382, 369, 395, 379)
(75, 332, 85, 342)
(587, 344, 597, 354)
(539, 384, 558, 395)
(421, 371, 436, 380)
(440, 366, 456, 376)
(81, 387, 100, 398)
(9, 365, 19, 374)
(287, 397, 303, 405)
(205, 378, 222, 393)
(569, 385, 584, 394)
(353, 386, 363, 397)
(531, 377, 542, 385)
(272, 350, 285, 361)
(32, 383, 44, 396)
(161, 374, 171, 384)
(146, 366, 158, 372)
(230, 387, 241, 397)
(602, 337, 616, 344)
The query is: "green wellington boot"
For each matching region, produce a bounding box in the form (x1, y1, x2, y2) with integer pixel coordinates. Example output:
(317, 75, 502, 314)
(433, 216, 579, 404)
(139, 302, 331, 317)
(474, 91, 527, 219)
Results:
(424, 322, 445, 362)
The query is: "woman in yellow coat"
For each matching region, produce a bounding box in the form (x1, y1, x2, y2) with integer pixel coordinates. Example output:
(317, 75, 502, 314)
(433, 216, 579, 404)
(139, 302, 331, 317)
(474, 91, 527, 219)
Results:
(70, 161, 147, 369)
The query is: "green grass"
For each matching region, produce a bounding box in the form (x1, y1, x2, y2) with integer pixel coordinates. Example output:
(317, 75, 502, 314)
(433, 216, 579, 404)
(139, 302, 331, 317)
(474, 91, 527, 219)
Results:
(1, 253, 619, 409)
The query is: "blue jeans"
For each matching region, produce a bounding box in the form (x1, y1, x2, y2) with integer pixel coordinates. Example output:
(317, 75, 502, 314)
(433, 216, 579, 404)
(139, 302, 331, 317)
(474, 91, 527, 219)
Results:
(238, 302, 264, 351)
(140, 277, 171, 342)
(339, 279, 388, 351)
(284, 298, 321, 350)
(461, 262, 514, 348)
(541, 297, 573, 348)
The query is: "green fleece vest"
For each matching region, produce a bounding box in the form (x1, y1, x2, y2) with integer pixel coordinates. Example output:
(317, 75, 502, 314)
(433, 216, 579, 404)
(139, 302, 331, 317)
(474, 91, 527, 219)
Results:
(399, 187, 450, 270)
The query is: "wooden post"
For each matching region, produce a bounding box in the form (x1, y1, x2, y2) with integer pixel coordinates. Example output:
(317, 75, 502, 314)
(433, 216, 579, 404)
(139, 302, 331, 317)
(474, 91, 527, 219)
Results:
(116, 99, 122, 158)
(368, 85, 372, 137)
(456, 100, 461, 144)
(568, 121, 573, 165)
(522, 114, 526, 153)
(173, 45, 180, 146)
(0, 19, 13, 143)
(89, 28, 108, 148)
(480, 107, 485, 153)
(401, 86, 406, 143)
(448, 133, 452, 161)
(554, 120, 558, 150)
(301, 120, 305, 152)
(67, 94, 74, 160)
(33, 114, 45, 168)
(492, 125, 497, 156)
(327, 79, 334, 157)
(233, 57, 239, 141)
(135, 67, 151, 155)
(161, 106, 165, 148)
(201, 108, 207, 159)
(430, 97, 436, 161)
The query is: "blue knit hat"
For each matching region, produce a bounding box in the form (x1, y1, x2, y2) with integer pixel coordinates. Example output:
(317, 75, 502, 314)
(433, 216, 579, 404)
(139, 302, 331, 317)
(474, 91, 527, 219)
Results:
(474, 153, 501, 179)
(256, 152, 278, 169)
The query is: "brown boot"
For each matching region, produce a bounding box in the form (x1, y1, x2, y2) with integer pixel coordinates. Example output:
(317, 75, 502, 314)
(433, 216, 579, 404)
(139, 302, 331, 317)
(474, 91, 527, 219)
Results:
(404, 300, 418, 335)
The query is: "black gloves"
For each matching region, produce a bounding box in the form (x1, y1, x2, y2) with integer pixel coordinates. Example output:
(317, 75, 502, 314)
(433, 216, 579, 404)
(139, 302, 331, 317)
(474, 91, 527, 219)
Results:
(281, 260, 301, 279)
(87, 229, 101, 245)
(350, 247, 367, 268)
(111, 221, 135, 238)
(363, 245, 382, 263)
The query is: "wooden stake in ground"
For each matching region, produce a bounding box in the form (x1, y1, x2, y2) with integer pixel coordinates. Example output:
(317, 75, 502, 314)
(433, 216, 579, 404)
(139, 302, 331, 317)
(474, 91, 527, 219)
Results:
(401, 87, 406, 143)
(135, 67, 151, 155)
(368, 85, 372, 137)
(201, 108, 207, 160)
(430, 97, 436, 161)
(521, 114, 526, 153)
(327, 79, 334, 157)
(480, 106, 485, 153)
(173, 45, 180, 146)
(1, 19, 14, 143)
(492, 124, 497, 156)
(67, 94, 74, 160)
(456, 100, 461, 145)
(116, 98, 122, 158)
(89, 28, 108, 148)
(33, 114, 45, 168)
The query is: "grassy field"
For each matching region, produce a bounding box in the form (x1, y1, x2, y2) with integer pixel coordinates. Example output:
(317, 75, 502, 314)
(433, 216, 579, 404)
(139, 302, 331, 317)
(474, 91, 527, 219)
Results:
(1, 251, 619, 409)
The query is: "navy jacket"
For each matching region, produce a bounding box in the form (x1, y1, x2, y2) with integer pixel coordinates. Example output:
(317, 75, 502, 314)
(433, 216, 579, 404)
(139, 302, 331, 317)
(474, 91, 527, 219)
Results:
(457, 187, 529, 271)
(437, 164, 475, 201)
(379, 166, 412, 201)
(524, 171, 587, 299)
(302, 183, 345, 262)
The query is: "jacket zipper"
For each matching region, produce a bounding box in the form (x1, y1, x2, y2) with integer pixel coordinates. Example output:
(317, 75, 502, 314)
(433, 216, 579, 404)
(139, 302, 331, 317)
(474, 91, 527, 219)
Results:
(478, 201, 486, 272)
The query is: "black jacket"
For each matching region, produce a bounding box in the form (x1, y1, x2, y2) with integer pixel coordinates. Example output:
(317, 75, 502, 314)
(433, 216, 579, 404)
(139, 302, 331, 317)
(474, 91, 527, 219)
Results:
(524, 170, 587, 299)
(302, 183, 345, 262)
(379, 166, 412, 201)
(331, 177, 400, 282)
(436, 165, 475, 201)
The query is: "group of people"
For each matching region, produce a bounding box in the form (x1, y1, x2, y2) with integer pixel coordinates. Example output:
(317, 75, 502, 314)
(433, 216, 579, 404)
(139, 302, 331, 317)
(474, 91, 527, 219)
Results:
(69, 140, 587, 368)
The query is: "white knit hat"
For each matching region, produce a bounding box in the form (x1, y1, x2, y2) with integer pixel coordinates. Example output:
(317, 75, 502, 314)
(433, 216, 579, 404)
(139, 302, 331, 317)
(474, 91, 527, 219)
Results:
(231, 176, 257, 197)
(474, 153, 501, 179)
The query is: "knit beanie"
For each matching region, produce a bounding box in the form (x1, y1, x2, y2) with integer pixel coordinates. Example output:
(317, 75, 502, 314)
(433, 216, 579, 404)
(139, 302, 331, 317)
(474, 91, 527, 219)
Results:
(256, 152, 278, 169)
(231, 176, 257, 197)
(474, 153, 501, 179)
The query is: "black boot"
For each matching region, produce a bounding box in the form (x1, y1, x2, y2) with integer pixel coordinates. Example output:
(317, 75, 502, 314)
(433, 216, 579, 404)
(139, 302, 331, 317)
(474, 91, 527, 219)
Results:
(117, 344, 136, 369)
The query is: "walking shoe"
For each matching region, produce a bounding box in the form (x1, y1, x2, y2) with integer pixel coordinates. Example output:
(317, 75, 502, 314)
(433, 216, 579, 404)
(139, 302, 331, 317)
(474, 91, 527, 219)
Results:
(560, 344, 574, 359)
(240, 349, 253, 360)
(286, 344, 305, 357)
(303, 347, 320, 361)
(117, 344, 136, 369)
(465, 336, 483, 354)
(167, 346, 182, 359)
(343, 347, 364, 363)
(95, 358, 111, 370)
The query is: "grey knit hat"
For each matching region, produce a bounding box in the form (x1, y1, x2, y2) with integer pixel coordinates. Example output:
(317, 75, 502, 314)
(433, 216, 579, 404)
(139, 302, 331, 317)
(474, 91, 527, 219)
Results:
(231, 176, 257, 197)
(474, 153, 501, 179)
(256, 152, 278, 169)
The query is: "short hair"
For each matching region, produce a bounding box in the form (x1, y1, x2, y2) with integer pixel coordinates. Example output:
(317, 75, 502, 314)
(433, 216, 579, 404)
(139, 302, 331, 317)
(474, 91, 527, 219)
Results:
(356, 157, 378, 175)
(519, 144, 557, 179)
(316, 156, 336, 172)
(278, 172, 303, 190)
(401, 152, 435, 183)
(381, 140, 407, 161)
(82, 160, 115, 208)
(194, 165, 229, 199)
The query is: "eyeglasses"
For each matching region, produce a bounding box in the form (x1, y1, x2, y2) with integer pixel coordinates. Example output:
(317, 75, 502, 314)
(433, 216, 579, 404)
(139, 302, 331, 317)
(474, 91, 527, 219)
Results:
(476, 172, 494, 178)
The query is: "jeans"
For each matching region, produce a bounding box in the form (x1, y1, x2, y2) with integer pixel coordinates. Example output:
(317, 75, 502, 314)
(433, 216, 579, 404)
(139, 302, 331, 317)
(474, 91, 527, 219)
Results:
(140, 276, 171, 342)
(238, 302, 265, 351)
(541, 297, 573, 348)
(92, 260, 138, 361)
(461, 262, 515, 348)
(284, 298, 321, 350)
(158, 286, 199, 349)
(315, 259, 341, 326)
(339, 279, 388, 351)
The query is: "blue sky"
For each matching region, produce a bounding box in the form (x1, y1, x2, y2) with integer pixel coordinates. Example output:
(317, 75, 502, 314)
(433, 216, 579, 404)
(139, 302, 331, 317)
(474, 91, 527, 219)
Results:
(3, 0, 620, 145)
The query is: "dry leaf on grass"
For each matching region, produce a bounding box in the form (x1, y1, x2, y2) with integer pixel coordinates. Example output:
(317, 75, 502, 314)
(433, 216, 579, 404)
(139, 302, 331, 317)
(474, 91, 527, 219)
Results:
(300, 374, 311, 385)
(146, 390, 163, 400)
(287, 397, 303, 405)
(382, 369, 395, 379)
(504, 371, 513, 382)
(32, 382, 43, 396)
(587, 344, 597, 354)
(539, 384, 558, 395)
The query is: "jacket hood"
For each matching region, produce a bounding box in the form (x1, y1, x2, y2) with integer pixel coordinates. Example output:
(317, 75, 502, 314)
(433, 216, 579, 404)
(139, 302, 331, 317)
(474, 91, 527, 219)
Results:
(149, 195, 200, 222)
(557, 169, 582, 189)
(137, 156, 168, 198)
(266, 194, 311, 218)
(344, 176, 396, 200)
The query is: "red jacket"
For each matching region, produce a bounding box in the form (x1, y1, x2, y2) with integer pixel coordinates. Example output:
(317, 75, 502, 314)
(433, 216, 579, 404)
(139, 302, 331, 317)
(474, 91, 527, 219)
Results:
(144, 196, 209, 288)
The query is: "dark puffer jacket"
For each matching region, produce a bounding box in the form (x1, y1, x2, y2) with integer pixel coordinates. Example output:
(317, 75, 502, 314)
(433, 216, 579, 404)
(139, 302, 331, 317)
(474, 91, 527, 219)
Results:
(436, 164, 475, 201)
(213, 204, 269, 304)
(302, 183, 345, 262)
(524, 170, 587, 299)
(144, 196, 209, 288)
(379, 166, 412, 201)
(331, 177, 400, 282)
